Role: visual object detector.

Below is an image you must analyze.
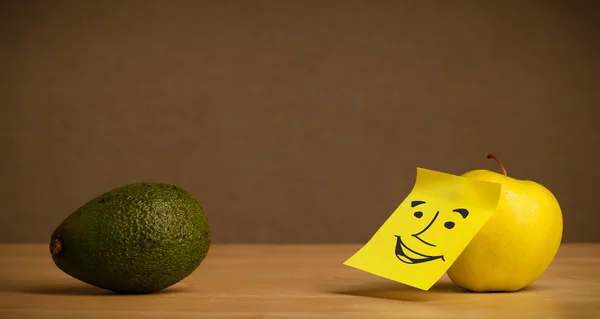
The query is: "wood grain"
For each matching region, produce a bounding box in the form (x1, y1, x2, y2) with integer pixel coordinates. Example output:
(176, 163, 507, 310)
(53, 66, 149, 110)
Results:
(1, 244, 599, 318)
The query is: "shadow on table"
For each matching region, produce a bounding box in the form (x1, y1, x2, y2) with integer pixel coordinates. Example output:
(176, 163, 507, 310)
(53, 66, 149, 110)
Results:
(331, 281, 546, 302)
(2, 282, 188, 296)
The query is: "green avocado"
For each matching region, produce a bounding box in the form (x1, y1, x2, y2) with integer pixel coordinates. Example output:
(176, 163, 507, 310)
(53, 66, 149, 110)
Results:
(49, 182, 211, 294)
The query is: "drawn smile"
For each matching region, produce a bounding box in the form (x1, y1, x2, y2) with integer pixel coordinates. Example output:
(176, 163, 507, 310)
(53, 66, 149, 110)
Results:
(394, 235, 445, 264)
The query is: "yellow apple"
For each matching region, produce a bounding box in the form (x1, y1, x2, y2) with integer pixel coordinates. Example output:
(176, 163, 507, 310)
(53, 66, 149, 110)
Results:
(446, 154, 563, 292)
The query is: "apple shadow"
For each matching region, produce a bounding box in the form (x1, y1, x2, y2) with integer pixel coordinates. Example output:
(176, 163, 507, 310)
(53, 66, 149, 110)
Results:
(7, 283, 187, 296)
(330, 281, 545, 302)
(330, 281, 464, 302)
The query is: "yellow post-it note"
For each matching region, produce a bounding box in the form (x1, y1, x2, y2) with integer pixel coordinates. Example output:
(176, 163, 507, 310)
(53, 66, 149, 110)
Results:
(343, 167, 502, 291)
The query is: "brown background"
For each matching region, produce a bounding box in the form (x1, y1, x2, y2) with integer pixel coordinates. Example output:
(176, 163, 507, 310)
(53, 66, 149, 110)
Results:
(1, 1, 599, 244)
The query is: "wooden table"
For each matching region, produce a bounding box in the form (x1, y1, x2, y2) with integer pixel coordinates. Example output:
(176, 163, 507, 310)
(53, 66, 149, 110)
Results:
(1, 243, 599, 318)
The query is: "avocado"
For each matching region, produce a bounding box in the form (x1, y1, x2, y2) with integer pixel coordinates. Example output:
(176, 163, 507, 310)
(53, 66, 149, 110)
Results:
(49, 182, 211, 294)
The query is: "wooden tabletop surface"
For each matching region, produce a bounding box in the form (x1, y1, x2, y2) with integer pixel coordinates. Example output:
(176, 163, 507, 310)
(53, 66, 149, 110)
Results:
(1, 243, 599, 319)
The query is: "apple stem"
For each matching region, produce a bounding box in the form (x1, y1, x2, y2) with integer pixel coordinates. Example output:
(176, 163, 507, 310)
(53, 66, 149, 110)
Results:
(487, 153, 507, 176)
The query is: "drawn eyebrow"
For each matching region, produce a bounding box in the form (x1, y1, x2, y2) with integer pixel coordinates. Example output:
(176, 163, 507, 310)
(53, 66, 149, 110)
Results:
(411, 200, 426, 207)
(452, 208, 469, 219)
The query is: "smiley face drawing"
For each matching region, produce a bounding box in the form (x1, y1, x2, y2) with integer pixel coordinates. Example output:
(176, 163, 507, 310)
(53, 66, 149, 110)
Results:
(343, 167, 502, 291)
(394, 200, 470, 264)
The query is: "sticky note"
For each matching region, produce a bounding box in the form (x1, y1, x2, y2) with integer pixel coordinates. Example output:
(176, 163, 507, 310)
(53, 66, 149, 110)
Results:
(343, 167, 502, 291)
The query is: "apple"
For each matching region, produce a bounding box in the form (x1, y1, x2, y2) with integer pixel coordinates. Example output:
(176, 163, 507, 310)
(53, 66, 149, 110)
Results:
(446, 154, 563, 292)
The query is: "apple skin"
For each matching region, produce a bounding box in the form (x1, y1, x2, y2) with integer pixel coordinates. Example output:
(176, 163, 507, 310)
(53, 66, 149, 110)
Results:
(446, 168, 563, 292)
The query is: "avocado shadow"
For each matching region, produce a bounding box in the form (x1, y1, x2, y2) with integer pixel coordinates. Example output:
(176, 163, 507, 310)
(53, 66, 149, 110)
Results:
(10, 283, 188, 296)
(330, 281, 545, 302)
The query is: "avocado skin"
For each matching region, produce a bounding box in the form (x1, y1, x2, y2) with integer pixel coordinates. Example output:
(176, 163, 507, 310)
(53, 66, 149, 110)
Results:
(50, 182, 211, 294)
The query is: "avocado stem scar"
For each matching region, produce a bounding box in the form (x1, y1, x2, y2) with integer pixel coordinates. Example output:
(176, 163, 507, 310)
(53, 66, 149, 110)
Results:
(51, 235, 62, 255)
(487, 153, 507, 176)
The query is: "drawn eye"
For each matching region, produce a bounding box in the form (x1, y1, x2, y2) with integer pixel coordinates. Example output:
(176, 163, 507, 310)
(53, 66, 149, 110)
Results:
(444, 221, 455, 229)
(413, 211, 423, 218)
